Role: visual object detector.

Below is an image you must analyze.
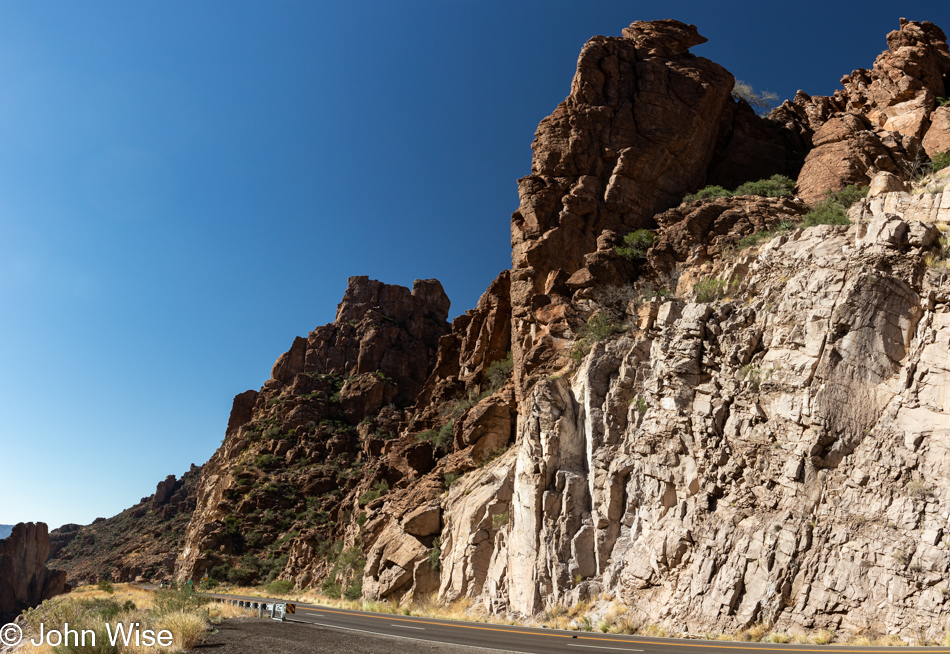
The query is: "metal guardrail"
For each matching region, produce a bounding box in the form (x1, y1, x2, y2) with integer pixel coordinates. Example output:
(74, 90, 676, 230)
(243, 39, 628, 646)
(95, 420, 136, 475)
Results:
(212, 597, 295, 622)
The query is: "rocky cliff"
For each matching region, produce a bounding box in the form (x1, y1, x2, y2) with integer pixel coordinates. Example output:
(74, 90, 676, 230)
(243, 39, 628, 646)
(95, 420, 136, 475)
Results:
(46, 465, 201, 585)
(0, 523, 67, 623)
(161, 16, 950, 640)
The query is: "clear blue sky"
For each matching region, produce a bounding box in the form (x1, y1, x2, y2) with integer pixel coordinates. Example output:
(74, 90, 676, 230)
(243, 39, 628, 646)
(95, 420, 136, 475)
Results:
(2, 1, 947, 529)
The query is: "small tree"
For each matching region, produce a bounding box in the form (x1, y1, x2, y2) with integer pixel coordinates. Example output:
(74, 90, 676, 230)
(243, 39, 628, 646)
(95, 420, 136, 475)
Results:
(615, 229, 655, 261)
(732, 80, 779, 115)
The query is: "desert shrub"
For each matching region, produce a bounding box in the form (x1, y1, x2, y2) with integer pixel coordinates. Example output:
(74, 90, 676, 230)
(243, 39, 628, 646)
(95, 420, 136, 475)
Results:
(831, 183, 870, 208)
(266, 579, 294, 595)
(321, 577, 342, 598)
(939, 97, 950, 107)
(802, 200, 850, 227)
(933, 150, 950, 173)
(343, 574, 363, 600)
(570, 313, 626, 364)
(254, 453, 280, 470)
(479, 445, 510, 467)
(737, 229, 776, 250)
(733, 174, 796, 198)
(801, 184, 866, 228)
(96, 580, 114, 594)
(693, 276, 736, 303)
(486, 351, 513, 391)
(732, 80, 779, 114)
(491, 511, 510, 530)
(444, 472, 460, 487)
(226, 566, 257, 586)
(152, 586, 208, 615)
(262, 426, 281, 439)
(415, 423, 453, 453)
(907, 478, 932, 498)
(427, 537, 441, 571)
(684, 175, 794, 204)
(683, 185, 731, 202)
(359, 480, 390, 506)
(615, 229, 656, 260)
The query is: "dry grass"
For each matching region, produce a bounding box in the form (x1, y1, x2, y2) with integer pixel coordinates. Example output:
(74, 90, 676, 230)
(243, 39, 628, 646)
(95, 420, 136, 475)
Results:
(15, 583, 253, 654)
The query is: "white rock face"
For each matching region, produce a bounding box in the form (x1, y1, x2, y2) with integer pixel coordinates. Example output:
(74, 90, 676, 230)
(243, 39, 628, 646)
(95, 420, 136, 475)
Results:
(430, 207, 950, 635)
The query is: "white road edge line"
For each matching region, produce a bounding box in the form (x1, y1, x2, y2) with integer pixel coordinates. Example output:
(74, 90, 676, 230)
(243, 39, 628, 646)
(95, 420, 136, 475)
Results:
(391, 624, 425, 630)
(567, 646, 644, 652)
(299, 620, 524, 654)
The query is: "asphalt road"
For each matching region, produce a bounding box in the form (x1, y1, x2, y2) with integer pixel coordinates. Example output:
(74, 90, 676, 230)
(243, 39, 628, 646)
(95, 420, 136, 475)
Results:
(202, 591, 950, 654)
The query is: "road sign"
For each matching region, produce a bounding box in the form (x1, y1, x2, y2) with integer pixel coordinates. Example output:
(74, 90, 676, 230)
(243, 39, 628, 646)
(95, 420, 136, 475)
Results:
(286, 603, 296, 615)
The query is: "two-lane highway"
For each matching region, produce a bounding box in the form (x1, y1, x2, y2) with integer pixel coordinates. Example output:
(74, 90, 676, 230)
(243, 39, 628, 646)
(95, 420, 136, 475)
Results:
(206, 591, 950, 654)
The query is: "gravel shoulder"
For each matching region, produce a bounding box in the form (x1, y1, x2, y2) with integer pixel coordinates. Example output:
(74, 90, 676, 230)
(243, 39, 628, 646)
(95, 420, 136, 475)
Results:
(193, 618, 511, 654)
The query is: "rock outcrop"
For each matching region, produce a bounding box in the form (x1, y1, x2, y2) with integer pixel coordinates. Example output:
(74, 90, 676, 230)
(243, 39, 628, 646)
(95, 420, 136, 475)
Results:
(47, 465, 202, 585)
(128, 15, 950, 642)
(0, 523, 67, 622)
(773, 19, 950, 203)
(174, 276, 455, 585)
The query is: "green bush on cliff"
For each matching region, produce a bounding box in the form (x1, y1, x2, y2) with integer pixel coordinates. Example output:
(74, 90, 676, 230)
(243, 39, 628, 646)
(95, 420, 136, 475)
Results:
(615, 229, 656, 260)
(933, 150, 950, 173)
(486, 351, 514, 391)
(734, 175, 796, 198)
(801, 183, 868, 228)
(684, 175, 795, 203)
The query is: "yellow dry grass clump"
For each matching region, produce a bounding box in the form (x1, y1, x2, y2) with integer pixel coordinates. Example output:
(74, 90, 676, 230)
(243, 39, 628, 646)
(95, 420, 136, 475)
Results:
(15, 583, 253, 654)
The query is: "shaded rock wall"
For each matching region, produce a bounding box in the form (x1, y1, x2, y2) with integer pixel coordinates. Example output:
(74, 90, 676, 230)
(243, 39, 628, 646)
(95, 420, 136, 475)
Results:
(0, 523, 67, 622)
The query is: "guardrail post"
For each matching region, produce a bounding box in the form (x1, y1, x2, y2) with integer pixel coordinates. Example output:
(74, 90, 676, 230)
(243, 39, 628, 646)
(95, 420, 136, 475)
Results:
(259, 603, 264, 618)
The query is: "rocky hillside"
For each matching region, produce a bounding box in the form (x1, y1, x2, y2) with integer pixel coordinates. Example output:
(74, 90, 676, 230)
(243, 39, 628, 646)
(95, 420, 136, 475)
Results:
(46, 466, 201, 585)
(159, 16, 950, 640)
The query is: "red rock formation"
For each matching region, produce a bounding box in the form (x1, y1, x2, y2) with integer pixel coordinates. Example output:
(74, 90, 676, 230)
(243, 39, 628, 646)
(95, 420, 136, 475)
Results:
(773, 19, 950, 203)
(0, 523, 67, 622)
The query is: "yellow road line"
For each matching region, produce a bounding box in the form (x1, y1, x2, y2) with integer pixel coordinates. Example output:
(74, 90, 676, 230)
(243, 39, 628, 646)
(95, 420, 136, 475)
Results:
(297, 605, 950, 653)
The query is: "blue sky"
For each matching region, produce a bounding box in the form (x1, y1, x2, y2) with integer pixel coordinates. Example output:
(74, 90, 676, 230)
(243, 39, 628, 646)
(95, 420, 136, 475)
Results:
(2, 1, 947, 529)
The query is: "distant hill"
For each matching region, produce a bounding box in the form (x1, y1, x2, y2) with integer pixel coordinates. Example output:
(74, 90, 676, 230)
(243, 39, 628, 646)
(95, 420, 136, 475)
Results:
(0, 525, 13, 540)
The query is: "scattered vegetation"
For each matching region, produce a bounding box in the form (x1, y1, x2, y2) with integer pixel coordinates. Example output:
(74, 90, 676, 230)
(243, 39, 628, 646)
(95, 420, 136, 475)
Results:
(741, 363, 774, 391)
(933, 149, 950, 173)
(683, 174, 794, 203)
(485, 351, 514, 391)
(266, 579, 294, 595)
(479, 444, 510, 467)
(732, 80, 779, 114)
(802, 184, 868, 227)
(692, 276, 737, 303)
(427, 536, 441, 570)
(444, 472, 461, 487)
(491, 510, 510, 531)
(614, 229, 656, 261)
(570, 313, 627, 364)
(907, 477, 932, 499)
(416, 420, 454, 453)
(18, 583, 251, 654)
(736, 220, 796, 250)
(358, 480, 390, 506)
